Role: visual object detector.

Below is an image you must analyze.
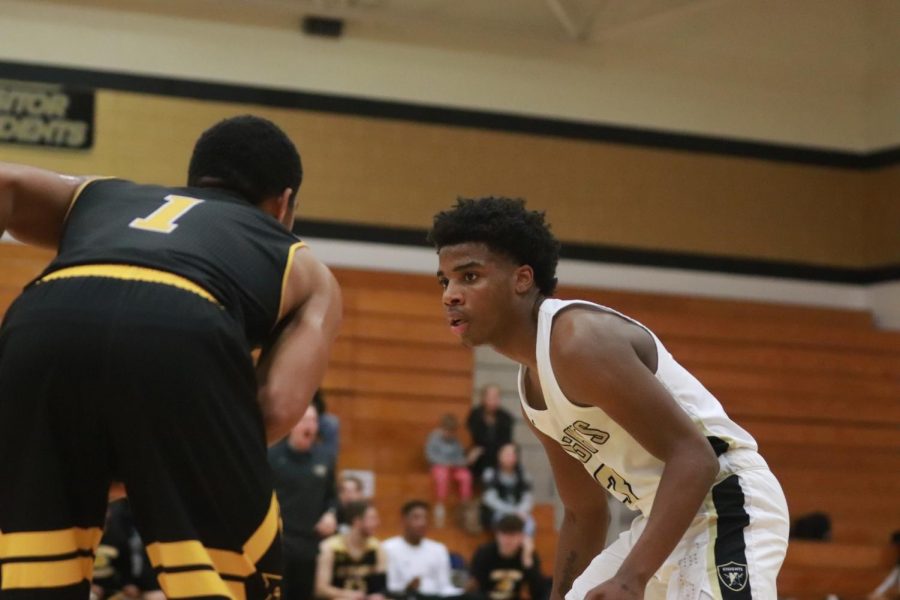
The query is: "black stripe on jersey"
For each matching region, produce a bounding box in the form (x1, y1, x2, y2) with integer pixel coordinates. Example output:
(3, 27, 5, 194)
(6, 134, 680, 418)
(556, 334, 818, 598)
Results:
(153, 562, 217, 575)
(712, 474, 753, 599)
(0, 583, 92, 600)
(0, 548, 93, 564)
(707, 436, 730, 457)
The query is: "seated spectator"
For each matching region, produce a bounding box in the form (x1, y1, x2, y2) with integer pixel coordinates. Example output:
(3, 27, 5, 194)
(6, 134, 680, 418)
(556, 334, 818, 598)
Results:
(382, 500, 464, 599)
(480, 444, 535, 536)
(316, 500, 387, 600)
(425, 414, 475, 529)
(467, 515, 545, 600)
(91, 499, 162, 600)
(466, 384, 513, 481)
(868, 530, 900, 600)
(337, 474, 366, 531)
(313, 389, 341, 463)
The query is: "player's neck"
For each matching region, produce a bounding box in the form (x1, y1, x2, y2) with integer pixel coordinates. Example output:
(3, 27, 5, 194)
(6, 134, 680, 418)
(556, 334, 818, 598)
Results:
(490, 295, 543, 369)
(346, 528, 367, 549)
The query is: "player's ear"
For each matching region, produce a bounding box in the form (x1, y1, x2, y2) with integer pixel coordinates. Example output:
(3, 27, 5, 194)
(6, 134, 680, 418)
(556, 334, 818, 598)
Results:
(259, 188, 294, 229)
(513, 264, 535, 294)
(275, 188, 293, 223)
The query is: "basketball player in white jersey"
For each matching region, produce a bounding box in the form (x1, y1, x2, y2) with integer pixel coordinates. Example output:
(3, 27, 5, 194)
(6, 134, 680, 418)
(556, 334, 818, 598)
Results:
(429, 198, 789, 600)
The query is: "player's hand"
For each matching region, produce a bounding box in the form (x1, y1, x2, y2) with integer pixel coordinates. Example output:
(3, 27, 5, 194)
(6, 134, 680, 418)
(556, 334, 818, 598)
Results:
(521, 535, 535, 568)
(315, 511, 338, 536)
(405, 576, 421, 592)
(108, 482, 127, 501)
(582, 575, 644, 600)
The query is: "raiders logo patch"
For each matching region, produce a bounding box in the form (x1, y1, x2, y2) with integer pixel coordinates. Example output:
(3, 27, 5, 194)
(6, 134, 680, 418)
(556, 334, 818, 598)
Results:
(717, 561, 748, 592)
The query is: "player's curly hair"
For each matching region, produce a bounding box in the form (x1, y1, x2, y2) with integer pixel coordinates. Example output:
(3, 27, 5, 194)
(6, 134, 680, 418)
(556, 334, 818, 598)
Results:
(188, 115, 302, 207)
(428, 197, 560, 296)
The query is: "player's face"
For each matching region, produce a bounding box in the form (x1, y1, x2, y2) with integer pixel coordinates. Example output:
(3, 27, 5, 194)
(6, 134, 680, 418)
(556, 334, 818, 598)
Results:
(496, 531, 524, 556)
(437, 242, 519, 347)
(497, 444, 518, 470)
(482, 385, 502, 411)
(360, 507, 380, 536)
(403, 507, 429, 541)
(288, 405, 319, 450)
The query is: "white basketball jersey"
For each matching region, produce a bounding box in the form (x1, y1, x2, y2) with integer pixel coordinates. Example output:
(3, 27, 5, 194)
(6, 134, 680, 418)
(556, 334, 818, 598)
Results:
(518, 298, 757, 515)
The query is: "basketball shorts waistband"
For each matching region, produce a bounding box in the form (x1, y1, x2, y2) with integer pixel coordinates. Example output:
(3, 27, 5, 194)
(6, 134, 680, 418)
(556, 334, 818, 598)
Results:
(37, 264, 220, 305)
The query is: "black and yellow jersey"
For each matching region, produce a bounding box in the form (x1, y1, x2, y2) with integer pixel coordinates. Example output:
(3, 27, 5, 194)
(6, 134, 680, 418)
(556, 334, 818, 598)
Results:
(324, 534, 384, 593)
(37, 178, 303, 348)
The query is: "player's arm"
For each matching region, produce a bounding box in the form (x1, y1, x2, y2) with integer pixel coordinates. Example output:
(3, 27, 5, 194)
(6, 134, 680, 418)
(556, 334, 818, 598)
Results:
(526, 416, 609, 600)
(257, 246, 342, 444)
(0, 161, 87, 248)
(550, 310, 720, 598)
(314, 542, 352, 600)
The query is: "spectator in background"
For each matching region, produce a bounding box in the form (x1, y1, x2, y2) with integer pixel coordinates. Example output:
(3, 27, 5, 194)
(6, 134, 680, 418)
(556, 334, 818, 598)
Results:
(316, 500, 387, 600)
(467, 515, 545, 600)
(868, 530, 900, 600)
(466, 385, 513, 482)
(337, 474, 366, 531)
(91, 500, 162, 600)
(425, 414, 475, 529)
(382, 500, 464, 599)
(270, 404, 338, 600)
(480, 444, 535, 536)
(312, 389, 341, 463)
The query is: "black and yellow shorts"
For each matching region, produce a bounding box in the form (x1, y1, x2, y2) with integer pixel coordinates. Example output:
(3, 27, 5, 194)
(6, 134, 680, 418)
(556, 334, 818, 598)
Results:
(0, 266, 282, 599)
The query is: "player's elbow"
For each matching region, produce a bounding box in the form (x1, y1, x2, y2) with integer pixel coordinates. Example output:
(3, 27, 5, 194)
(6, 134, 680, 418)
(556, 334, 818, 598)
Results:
(687, 438, 720, 485)
(259, 385, 308, 442)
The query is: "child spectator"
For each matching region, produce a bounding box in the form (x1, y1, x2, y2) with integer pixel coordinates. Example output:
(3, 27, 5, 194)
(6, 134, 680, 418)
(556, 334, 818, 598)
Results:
(425, 414, 475, 529)
(480, 444, 535, 536)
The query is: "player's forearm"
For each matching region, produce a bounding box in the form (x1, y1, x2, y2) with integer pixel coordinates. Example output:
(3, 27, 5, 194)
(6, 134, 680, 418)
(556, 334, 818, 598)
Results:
(258, 319, 338, 444)
(551, 507, 608, 600)
(615, 440, 719, 586)
(0, 165, 18, 236)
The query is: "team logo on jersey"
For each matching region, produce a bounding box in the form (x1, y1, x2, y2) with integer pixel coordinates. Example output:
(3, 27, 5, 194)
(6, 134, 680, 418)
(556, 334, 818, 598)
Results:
(262, 572, 283, 600)
(716, 561, 748, 592)
(560, 420, 609, 463)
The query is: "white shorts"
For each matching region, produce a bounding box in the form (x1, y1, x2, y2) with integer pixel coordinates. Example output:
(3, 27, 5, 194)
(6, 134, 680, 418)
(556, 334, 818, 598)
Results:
(566, 451, 789, 600)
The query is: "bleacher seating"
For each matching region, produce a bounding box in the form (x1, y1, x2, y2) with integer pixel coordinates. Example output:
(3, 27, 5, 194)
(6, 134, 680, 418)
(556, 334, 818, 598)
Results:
(0, 246, 897, 599)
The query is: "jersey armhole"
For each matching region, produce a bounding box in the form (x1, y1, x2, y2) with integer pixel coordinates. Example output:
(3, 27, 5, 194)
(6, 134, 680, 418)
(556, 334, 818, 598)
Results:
(63, 176, 115, 223)
(276, 240, 308, 323)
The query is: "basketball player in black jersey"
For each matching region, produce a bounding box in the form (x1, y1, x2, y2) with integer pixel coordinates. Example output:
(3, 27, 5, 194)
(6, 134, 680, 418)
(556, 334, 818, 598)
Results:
(0, 115, 342, 599)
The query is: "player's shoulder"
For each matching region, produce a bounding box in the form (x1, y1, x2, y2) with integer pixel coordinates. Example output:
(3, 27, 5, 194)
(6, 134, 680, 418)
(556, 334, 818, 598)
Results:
(365, 536, 381, 550)
(550, 302, 636, 356)
(422, 538, 449, 554)
(321, 534, 346, 552)
(381, 535, 402, 549)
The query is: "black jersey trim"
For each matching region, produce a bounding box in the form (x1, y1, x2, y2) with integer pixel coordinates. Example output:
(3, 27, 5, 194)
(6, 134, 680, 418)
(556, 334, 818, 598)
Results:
(1, 60, 899, 170)
(711, 474, 753, 599)
(707, 436, 730, 457)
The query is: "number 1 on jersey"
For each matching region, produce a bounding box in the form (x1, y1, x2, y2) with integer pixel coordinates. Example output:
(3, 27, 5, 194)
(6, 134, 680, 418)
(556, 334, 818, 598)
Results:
(129, 195, 203, 234)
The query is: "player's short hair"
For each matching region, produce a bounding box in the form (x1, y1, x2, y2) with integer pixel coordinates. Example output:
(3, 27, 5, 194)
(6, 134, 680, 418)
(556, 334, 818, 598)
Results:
(401, 499, 430, 516)
(428, 197, 560, 296)
(188, 115, 302, 207)
(344, 500, 371, 524)
(495, 514, 525, 533)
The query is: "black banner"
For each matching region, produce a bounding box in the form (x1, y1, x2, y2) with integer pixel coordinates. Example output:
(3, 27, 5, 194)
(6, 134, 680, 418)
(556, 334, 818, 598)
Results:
(0, 79, 94, 149)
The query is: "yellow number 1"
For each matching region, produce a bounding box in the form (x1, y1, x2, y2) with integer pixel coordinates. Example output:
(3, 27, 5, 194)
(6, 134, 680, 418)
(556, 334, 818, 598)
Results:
(129, 195, 203, 234)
